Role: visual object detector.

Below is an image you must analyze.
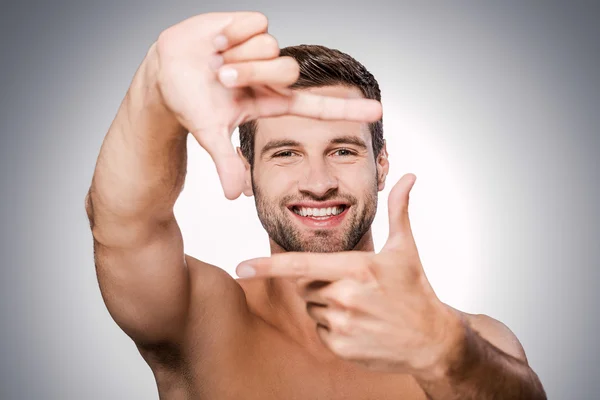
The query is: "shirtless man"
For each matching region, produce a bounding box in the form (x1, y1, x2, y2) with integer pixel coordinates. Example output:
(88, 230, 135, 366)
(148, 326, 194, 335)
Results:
(85, 11, 547, 399)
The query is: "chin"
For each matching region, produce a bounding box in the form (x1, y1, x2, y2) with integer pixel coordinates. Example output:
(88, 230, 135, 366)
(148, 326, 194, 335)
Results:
(295, 235, 348, 253)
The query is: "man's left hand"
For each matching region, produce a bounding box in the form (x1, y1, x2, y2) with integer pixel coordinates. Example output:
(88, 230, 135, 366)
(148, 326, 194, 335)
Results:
(235, 173, 466, 378)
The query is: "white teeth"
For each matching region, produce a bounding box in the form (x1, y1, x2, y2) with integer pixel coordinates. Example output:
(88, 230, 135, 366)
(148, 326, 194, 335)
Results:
(293, 205, 346, 217)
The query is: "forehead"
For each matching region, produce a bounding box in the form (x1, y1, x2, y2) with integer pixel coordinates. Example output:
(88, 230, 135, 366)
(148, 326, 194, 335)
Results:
(254, 85, 372, 151)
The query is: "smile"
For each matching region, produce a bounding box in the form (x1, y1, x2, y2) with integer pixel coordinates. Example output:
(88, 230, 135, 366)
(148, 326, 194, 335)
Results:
(287, 205, 350, 228)
(292, 205, 346, 217)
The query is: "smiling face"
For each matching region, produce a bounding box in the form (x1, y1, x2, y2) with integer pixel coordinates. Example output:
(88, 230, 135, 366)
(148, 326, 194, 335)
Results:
(242, 85, 389, 253)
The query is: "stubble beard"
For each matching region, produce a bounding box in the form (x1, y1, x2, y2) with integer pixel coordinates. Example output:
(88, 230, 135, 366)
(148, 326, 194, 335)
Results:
(252, 177, 378, 253)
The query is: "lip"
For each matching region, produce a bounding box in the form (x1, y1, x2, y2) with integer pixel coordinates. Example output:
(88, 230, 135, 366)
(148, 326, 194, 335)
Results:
(287, 205, 350, 229)
(288, 200, 350, 209)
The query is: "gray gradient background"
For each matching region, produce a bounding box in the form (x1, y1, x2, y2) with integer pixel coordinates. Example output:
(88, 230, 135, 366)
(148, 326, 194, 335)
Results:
(1, 1, 598, 399)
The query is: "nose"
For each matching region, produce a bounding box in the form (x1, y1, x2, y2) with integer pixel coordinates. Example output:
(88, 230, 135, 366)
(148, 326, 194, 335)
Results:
(297, 159, 338, 198)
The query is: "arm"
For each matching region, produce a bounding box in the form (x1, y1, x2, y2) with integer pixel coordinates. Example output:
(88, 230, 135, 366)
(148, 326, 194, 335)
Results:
(85, 42, 192, 347)
(86, 12, 290, 348)
(414, 312, 547, 400)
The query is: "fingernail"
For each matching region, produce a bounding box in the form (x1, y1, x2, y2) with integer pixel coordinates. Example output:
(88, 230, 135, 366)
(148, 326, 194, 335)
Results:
(213, 34, 228, 51)
(218, 67, 238, 87)
(237, 264, 256, 278)
(209, 54, 224, 71)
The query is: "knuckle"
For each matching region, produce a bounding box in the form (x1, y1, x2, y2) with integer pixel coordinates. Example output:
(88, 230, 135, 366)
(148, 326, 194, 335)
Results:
(261, 34, 279, 56)
(334, 286, 359, 309)
(332, 312, 353, 335)
(365, 255, 382, 280)
(156, 28, 175, 55)
(250, 12, 269, 31)
(330, 338, 351, 358)
(279, 56, 300, 83)
(346, 253, 376, 282)
(351, 264, 373, 283)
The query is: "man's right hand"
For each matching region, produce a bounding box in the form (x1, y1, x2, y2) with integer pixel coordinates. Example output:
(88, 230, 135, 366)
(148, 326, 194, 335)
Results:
(148, 11, 383, 200)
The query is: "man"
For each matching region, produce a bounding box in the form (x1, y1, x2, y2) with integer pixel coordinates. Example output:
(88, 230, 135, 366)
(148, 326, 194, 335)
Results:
(85, 11, 546, 399)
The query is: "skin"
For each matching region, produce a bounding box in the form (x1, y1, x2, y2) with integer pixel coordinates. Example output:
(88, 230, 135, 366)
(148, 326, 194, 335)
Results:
(86, 11, 546, 399)
(249, 85, 381, 254)
(237, 84, 387, 358)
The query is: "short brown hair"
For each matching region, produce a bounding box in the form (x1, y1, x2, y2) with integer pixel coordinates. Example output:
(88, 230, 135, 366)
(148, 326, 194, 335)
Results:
(238, 44, 384, 166)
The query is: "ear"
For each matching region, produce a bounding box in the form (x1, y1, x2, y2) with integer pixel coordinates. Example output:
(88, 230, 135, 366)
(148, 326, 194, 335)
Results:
(236, 147, 254, 197)
(376, 140, 389, 191)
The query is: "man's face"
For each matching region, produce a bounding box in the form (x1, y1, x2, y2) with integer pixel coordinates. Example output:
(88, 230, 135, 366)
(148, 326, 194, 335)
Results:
(248, 85, 386, 253)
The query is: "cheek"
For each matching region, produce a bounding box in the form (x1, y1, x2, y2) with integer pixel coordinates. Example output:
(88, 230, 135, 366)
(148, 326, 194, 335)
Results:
(263, 165, 304, 189)
(254, 170, 296, 203)
(339, 165, 377, 188)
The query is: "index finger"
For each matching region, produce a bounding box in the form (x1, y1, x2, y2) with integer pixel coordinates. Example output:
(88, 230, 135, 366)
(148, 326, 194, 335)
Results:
(287, 91, 383, 122)
(236, 251, 373, 281)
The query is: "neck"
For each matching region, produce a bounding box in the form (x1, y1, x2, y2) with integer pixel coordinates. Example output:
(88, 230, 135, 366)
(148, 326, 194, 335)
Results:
(257, 229, 376, 362)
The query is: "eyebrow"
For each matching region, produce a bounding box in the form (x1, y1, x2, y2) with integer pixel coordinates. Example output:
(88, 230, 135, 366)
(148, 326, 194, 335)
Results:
(329, 135, 368, 150)
(260, 139, 302, 158)
(260, 135, 368, 158)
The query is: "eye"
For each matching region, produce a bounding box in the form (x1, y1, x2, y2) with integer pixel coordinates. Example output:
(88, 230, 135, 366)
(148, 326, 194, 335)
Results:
(273, 150, 297, 158)
(332, 148, 357, 157)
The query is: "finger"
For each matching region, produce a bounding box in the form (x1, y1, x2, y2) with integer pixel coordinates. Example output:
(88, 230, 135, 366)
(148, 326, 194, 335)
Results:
(251, 90, 383, 122)
(221, 33, 279, 64)
(298, 279, 331, 305)
(384, 173, 417, 247)
(287, 91, 383, 122)
(217, 56, 299, 88)
(252, 83, 294, 98)
(308, 306, 355, 336)
(193, 128, 245, 200)
(317, 323, 330, 336)
(306, 303, 331, 329)
(236, 251, 374, 282)
(215, 12, 269, 51)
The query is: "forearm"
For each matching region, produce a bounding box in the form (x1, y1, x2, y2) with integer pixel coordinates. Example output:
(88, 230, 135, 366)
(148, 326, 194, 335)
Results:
(415, 319, 547, 400)
(87, 42, 188, 243)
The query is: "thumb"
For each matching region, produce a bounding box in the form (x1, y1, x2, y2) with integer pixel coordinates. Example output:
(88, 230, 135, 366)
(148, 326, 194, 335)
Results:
(385, 173, 417, 247)
(193, 128, 245, 200)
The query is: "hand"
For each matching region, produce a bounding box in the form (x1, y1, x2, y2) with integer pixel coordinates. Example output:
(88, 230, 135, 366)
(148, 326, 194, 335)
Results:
(235, 174, 465, 377)
(151, 11, 383, 200)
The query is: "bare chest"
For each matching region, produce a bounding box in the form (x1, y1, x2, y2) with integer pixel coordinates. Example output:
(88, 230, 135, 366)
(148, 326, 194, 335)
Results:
(164, 321, 429, 400)
(198, 360, 428, 399)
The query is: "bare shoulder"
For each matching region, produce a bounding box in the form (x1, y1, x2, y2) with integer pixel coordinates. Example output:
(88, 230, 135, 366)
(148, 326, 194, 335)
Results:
(184, 253, 253, 323)
(452, 307, 529, 364)
(137, 254, 258, 394)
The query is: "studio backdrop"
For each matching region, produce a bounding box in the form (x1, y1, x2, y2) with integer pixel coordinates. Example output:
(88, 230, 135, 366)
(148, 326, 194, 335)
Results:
(0, 1, 598, 399)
